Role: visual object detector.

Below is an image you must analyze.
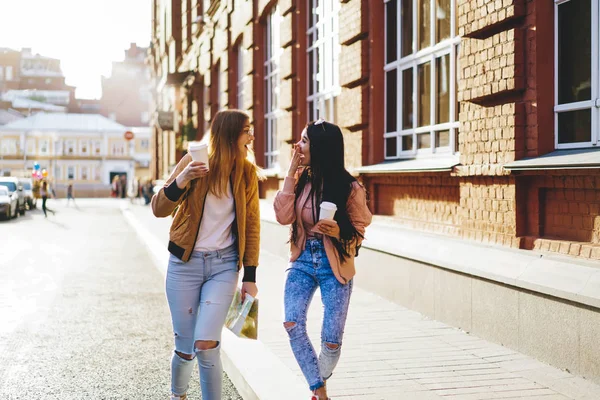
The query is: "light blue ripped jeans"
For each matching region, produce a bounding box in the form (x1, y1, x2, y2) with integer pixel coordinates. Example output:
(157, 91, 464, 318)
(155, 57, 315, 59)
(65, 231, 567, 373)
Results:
(165, 243, 239, 399)
(284, 238, 353, 392)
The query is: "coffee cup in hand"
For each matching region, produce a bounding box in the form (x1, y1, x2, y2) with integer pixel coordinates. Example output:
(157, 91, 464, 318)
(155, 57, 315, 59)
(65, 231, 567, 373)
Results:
(189, 143, 209, 167)
(319, 201, 337, 220)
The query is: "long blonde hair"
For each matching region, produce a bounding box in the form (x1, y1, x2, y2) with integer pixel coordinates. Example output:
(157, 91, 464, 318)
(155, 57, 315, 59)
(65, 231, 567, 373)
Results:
(207, 109, 250, 197)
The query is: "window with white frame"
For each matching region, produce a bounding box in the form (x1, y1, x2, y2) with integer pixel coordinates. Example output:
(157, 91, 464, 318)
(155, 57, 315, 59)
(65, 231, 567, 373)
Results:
(5, 66, 13, 81)
(26, 138, 35, 155)
(307, 0, 341, 122)
(67, 166, 75, 180)
(265, 5, 283, 169)
(384, 0, 459, 159)
(237, 41, 246, 109)
(65, 140, 75, 155)
(93, 167, 101, 181)
(93, 140, 102, 156)
(79, 140, 90, 155)
(81, 166, 89, 180)
(39, 139, 49, 155)
(55, 165, 62, 180)
(112, 141, 125, 156)
(140, 139, 149, 150)
(1, 139, 17, 155)
(555, 0, 598, 148)
(54, 140, 63, 156)
(0, 66, 3, 81)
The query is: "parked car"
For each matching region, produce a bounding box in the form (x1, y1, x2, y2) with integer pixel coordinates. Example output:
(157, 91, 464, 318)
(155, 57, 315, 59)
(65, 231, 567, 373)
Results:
(18, 177, 35, 209)
(0, 186, 18, 219)
(0, 177, 26, 215)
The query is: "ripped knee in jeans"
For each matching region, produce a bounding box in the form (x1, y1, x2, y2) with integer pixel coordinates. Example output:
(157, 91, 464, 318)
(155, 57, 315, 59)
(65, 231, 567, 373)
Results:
(175, 350, 195, 360)
(283, 321, 296, 331)
(323, 341, 341, 351)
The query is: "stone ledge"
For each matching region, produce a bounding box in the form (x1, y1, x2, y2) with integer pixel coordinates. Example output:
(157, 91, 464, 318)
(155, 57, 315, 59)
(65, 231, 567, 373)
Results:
(260, 200, 600, 309)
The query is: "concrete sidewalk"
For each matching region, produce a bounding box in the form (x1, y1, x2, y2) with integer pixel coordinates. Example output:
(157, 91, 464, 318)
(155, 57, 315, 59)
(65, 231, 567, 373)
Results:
(122, 201, 600, 400)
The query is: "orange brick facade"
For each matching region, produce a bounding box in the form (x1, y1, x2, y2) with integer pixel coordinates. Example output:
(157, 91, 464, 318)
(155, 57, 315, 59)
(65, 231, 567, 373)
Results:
(149, 0, 600, 261)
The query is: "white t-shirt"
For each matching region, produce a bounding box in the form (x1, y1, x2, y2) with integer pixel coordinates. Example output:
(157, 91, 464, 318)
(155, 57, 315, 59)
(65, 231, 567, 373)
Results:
(194, 181, 236, 251)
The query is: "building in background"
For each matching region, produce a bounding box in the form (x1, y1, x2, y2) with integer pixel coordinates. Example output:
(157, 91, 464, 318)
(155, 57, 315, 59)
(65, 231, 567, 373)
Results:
(100, 43, 153, 181)
(0, 113, 133, 196)
(0, 48, 77, 114)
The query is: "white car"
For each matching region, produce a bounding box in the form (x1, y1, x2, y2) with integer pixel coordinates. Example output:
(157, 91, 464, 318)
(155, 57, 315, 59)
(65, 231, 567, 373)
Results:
(0, 177, 25, 216)
(18, 177, 35, 209)
(0, 186, 18, 220)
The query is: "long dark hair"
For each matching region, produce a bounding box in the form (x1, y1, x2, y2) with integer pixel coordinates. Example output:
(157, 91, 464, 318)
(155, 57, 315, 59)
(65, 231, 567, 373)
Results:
(291, 120, 363, 263)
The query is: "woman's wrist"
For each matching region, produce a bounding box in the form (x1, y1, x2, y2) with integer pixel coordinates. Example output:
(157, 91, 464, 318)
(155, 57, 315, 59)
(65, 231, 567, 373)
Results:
(175, 175, 187, 189)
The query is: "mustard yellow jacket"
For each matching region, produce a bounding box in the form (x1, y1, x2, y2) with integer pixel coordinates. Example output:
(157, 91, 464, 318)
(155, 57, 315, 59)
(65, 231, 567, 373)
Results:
(151, 153, 260, 279)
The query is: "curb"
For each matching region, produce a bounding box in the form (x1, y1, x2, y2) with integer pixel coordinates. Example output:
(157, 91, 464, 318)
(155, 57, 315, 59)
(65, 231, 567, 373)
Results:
(120, 203, 310, 400)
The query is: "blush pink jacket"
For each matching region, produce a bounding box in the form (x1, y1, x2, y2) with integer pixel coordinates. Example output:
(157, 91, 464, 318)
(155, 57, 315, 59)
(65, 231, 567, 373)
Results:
(273, 176, 373, 284)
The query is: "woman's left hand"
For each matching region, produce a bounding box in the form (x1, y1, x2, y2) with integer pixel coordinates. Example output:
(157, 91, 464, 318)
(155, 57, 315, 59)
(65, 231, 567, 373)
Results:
(315, 219, 340, 239)
(241, 282, 258, 301)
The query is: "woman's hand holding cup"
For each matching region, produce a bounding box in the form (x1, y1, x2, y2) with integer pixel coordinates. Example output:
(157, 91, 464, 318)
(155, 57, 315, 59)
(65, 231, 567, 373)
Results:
(176, 161, 209, 189)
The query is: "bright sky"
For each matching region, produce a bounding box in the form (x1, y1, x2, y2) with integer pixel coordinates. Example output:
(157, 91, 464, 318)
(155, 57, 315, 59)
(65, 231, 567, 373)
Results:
(0, 0, 151, 99)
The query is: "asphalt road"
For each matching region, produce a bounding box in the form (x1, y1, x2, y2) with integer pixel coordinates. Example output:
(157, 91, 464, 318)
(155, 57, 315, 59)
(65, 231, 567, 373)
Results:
(0, 198, 242, 400)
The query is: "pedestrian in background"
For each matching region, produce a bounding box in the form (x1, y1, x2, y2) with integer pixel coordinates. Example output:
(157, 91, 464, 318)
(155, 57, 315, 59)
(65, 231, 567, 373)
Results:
(274, 119, 372, 400)
(111, 176, 119, 198)
(66, 183, 75, 207)
(40, 181, 56, 218)
(151, 109, 261, 400)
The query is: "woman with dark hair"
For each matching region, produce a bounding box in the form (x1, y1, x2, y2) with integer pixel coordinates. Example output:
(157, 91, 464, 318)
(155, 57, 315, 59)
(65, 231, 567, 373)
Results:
(274, 118, 372, 399)
(152, 109, 260, 400)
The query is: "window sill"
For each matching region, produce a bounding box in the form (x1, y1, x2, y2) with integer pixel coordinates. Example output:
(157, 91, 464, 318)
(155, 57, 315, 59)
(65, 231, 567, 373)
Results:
(355, 156, 460, 174)
(504, 148, 600, 171)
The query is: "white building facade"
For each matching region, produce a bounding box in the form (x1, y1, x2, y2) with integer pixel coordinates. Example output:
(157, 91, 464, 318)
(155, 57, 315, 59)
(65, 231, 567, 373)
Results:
(0, 113, 139, 196)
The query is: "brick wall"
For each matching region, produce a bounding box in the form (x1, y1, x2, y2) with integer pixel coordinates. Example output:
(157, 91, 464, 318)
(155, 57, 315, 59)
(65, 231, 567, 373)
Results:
(365, 174, 461, 237)
(520, 173, 600, 260)
(460, 177, 519, 247)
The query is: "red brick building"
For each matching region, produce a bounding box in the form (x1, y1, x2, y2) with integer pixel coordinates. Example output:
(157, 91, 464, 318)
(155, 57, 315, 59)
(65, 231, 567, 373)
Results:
(149, 0, 600, 260)
(0, 48, 77, 112)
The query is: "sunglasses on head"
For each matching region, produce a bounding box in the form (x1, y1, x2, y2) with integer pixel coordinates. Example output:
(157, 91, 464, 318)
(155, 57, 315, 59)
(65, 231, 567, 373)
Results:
(313, 118, 326, 132)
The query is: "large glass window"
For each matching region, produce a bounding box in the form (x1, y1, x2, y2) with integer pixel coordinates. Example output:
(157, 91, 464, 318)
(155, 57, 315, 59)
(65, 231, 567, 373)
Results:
(555, 0, 598, 148)
(307, 0, 341, 122)
(384, 0, 459, 159)
(236, 41, 246, 109)
(265, 6, 283, 169)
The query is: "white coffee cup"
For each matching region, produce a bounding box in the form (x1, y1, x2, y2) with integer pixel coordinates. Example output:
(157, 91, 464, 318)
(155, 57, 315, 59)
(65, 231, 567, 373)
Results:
(319, 201, 337, 220)
(188, 143, 209, 166)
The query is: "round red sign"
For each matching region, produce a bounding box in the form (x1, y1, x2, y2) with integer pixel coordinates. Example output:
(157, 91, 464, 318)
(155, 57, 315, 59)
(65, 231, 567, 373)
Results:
(124, 131, 134, 141)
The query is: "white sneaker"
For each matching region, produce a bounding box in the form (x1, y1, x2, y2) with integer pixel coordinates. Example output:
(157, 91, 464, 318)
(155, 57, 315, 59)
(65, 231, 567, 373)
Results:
(170, 395, 187, 400)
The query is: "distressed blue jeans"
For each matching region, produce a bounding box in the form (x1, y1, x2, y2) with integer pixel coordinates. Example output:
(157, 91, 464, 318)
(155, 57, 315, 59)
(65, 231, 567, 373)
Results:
(165, 243, 239, 400)
(284, 238, 353, 392)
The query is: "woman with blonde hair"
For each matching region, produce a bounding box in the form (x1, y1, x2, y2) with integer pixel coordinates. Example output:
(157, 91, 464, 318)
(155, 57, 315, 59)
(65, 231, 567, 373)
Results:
(152, 109, 260, 400)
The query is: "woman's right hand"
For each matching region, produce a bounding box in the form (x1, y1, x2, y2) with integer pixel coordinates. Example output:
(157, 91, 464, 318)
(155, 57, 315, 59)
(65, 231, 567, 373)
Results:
(175, 161, 209, 189)
(287, 146, 303, 178)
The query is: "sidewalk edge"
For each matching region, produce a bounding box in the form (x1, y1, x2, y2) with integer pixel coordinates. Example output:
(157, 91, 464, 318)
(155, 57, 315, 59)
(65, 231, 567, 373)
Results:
(120, 204, 309, 400)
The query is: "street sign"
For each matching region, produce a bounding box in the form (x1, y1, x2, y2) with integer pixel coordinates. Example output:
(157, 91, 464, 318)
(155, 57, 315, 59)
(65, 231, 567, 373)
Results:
(124, 131, 135, 141)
